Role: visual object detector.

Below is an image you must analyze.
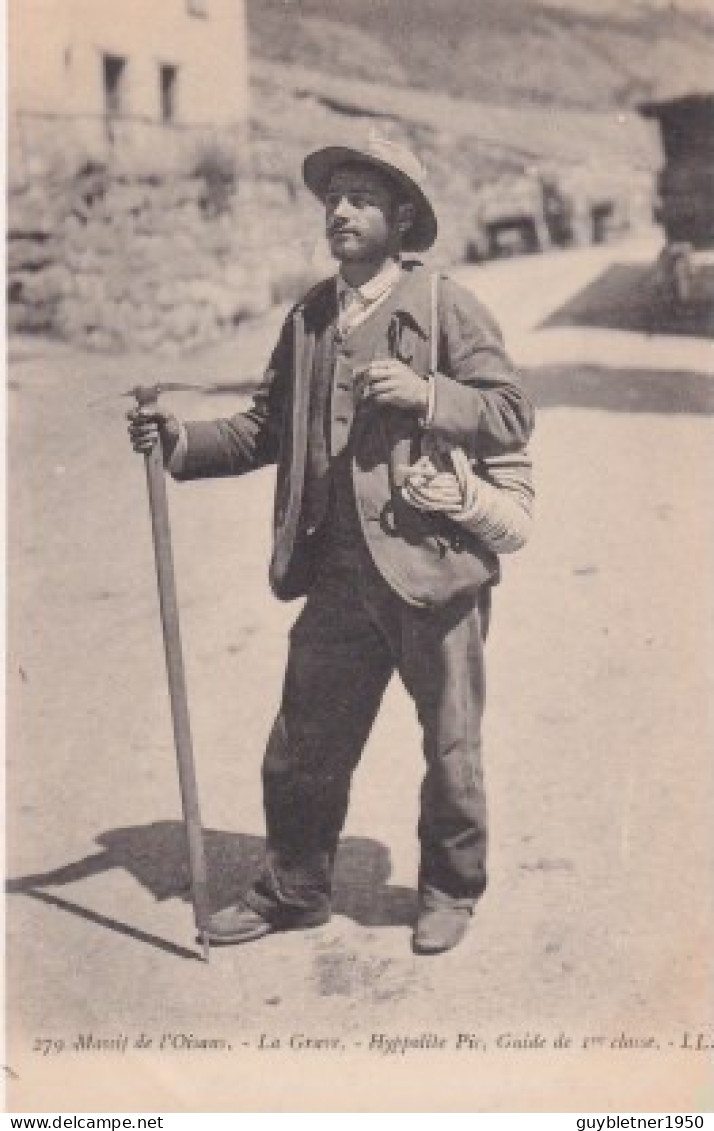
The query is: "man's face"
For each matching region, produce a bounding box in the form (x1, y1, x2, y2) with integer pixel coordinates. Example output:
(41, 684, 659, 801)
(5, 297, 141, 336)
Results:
(324, 164, 403, 263)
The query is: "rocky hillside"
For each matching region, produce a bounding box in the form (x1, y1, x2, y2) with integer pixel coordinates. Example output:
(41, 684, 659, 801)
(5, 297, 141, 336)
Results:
(247, 0, 714, 110)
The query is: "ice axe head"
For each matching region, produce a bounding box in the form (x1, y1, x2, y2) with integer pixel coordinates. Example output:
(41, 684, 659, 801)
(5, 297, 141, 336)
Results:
(129, 384, 163, 408)
(126, 381, 211, 407)
(90, 381, 206, 410)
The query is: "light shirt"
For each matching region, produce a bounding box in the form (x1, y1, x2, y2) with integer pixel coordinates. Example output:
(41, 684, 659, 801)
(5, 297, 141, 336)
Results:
(334, 257, 435, 423)
(335, 256, 403, 337)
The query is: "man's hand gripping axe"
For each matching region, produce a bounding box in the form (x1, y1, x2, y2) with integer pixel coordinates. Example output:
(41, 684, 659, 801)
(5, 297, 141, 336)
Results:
(132, 384, 211, 961)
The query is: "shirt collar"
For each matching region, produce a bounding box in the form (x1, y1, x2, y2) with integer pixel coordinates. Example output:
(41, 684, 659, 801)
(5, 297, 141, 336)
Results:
(336, 256, 403, 307)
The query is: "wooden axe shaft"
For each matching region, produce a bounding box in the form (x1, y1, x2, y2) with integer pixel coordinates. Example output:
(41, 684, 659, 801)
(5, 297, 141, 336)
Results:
(144, 439, 211, 961)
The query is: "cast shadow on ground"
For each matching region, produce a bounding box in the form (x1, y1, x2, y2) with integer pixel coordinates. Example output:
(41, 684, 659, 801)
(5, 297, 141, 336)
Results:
(539, 261, 714, 339)
(6, 822, 417, 959)
(524, 364, 714, 415)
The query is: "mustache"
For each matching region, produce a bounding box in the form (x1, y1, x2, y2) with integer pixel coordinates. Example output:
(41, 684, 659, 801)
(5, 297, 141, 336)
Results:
(327, 223, 359, 236)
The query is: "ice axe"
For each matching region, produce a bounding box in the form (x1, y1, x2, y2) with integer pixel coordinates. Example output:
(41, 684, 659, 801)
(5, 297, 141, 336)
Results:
(130, 383, 211, 962)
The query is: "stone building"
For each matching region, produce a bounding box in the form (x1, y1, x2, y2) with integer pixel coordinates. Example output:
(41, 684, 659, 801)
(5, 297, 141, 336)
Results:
(7, 0, 280, 352)
(8, 0, 249, 181)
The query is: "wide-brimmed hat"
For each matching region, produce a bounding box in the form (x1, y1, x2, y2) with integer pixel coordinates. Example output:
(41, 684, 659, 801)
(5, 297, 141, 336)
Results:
(302, 133, 438, 252)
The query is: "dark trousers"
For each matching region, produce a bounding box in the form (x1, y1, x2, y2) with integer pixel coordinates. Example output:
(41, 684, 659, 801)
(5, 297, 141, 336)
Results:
(246, 541, 491, 921)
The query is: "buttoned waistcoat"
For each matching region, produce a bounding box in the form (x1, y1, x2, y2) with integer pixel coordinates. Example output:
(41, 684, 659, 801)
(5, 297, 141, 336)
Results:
(175, 260, 535, 608)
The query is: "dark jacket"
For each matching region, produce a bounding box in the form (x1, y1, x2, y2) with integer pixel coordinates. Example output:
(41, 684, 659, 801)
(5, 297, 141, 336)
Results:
(175, 260, 535, 607)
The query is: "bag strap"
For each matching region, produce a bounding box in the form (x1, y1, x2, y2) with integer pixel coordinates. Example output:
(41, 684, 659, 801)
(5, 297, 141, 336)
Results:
(429, 271, 439, 377)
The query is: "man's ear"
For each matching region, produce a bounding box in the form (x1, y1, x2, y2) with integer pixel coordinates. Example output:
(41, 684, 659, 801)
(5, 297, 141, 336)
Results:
(395, 201, 415, 235)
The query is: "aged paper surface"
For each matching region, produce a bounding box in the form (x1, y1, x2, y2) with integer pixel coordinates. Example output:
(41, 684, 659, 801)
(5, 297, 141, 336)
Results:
(6, 0, 714, 1113)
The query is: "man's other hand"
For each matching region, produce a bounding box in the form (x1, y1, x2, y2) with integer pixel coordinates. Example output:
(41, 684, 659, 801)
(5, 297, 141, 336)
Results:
(127, 407, 181, 463)
(356, 358, 429, 414)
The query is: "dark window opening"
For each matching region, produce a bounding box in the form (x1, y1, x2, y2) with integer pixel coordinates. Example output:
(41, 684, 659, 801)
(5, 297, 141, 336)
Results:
(160, 64, 178, 123)
(187, 0, 208, 16)
(102, 53, 127, 118)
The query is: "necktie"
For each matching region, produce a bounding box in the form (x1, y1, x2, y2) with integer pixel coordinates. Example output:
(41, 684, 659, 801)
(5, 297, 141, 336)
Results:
(337, 287, 366, 337)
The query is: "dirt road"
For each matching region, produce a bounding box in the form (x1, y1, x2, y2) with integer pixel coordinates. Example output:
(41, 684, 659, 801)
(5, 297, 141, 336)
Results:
(6, 233, 714, 1111)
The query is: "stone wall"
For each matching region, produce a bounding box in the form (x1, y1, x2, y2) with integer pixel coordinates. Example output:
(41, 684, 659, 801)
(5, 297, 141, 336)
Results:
(7, 73, 533, 355)
(8, 165, 325, 353)
(7, 75, 656, 354)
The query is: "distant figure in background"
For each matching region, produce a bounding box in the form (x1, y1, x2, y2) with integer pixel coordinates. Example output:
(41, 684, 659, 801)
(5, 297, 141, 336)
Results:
(129, 134, 535, 955)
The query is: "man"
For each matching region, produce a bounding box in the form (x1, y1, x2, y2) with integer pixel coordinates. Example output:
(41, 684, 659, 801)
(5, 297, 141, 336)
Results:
(130, 135, 535, 954)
